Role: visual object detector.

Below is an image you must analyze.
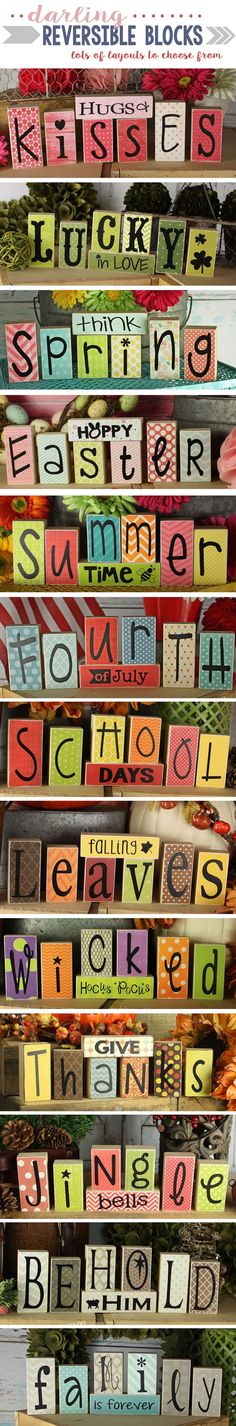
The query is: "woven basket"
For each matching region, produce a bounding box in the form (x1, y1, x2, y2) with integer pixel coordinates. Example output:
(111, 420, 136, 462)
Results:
(157, 702, 231, 736)
(202, 1329, 236, 1426)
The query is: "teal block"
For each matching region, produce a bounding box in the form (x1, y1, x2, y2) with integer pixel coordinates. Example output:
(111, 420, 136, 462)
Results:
(86, 514, 121, 563)
(199, 632, 234, 691)
(40, 328, 73, 383)
(6, 624, 42, 691)
(43, 632, 78, 689)
(122, 615, 156, 665)
(59, 1364, 88, 1413)
(90, 1397, 160, 1414)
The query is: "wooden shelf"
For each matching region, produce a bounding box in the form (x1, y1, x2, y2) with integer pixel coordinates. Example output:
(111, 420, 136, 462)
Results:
(0, 1095, 226, 1112)
(0, 996, 234, 1011)
(0, 162, 103, 179)
(0, 898, 232, 917)
(15, 1414, 229, 1426)
(0, 784, 234, 802)
(1, 582, 236, 597)
(2, 1206, 235, 1223)
(162, 267, 236, 289)
(0, 475, 227, 493)
(2, 1293, 233, 1326)
(1, 685, 235, 704)
(1, 265, 235, 291)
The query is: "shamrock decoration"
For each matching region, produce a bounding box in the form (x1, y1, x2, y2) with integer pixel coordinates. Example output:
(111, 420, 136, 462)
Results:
(196, 233, 207, 244)
(191, 250, 212, 272)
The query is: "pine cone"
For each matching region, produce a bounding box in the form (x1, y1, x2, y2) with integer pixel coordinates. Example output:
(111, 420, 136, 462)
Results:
(37, 1124, 72, 1150)
(1, 1118, 34, 1150)
(0, 1184, 19, 1215)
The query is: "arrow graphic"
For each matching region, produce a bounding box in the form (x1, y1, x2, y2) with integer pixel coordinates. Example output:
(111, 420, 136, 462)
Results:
(3, 24, 40, 42)
(206, 25, 235, 43)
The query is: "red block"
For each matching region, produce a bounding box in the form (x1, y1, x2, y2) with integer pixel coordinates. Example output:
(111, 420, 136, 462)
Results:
(117, 119, 147, 163)
(45, 529, 78, 588)
(83, 856, 116, 903)
(85, 616, 118, 666)
(5, 322, 39, 385)
(8, 718, 43, 787)
(85, 762, 164, 786)
(162, 1152, 195, 1212)
(82, 118, 113, 163)
(44, 110, 77, 165)
(91, 1145, 121, 1190)
(80, 664, 161, 688)
(191, 107, 223, 163)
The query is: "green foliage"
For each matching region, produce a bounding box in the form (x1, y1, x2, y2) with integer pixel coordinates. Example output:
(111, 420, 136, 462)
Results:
(27, 1328, 88, 1362)
(221, 190, 236, 219)
(0, 1113, 94, 1148)
(123, 182, 171, 213)
(0, 1278, 17, 1308)
(0, 182, 98, 243)
(172, 183, 221, 219)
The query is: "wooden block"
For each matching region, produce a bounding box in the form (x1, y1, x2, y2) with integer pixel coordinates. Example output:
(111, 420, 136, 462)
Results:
(157, 935, 189, 1000)
(154, 1040, 182, 1096)
(81, 926, 113, 975)
(165, 723, 199, 787)
(184, 327, 217, 383)
(8, 838, 42, 903)
(83, 856, 116, 903)
(5, 426, 36, 486)
(5, 322, 39, 384)
(44, 109, 76, 164)
(77, 333, 108, 380)
(43, 632, 78, 689)
(17, 1251, 49, 1313)
(121, 1245, 152, 1292)
(40, 940, 73, 999)
(80, 663, 160, 690)
(156, 219, 186, 275)
(91, 712, 125, 762)
(72, 310, 147, 335)
(36, 431, 70, 486)
(121, 513, 156, 563)
(23, 1042, 51, 1103)
(150, 320, 180, 381)
(26, 1357, 56, 1416)
(91, 1145, 121, 1191)
(92, 209, 121, 252)
(17, 1152, 49, 1212)
(186, 226, 218, 280)
(77, 972, 154, 1001)
(117, 928, 148, 976)
(194, 1160, 228, 1214)
(7, 717, 43, 787)
(147, 420, 177, 485)
(74, 440, 106, 486)
(12, 520, 45, 588)
(196, 733, 229, 790)
(188, 1259, 220, 1314)
(86, 513, 120, 563)
(53, 1046, 83, 1099)
(163, 622, 196, 688)
(179, 428, 211, 484)
(40, 327, 73, 383)
(48, 726, 83, 787)
(122, 614, 156, 664)
(59, 1364, 88, 1413)
(53, 1159, 83, 1212)
(160, 518, 194, 589)
(161, 1358, 191, 1415)
(83, 1034, 153, 1057)
(191, 107, 223, 163)
(86, 1188, 159, 1212)
(85, 1243, 116, 1291)
(79, 562, 160, 592)
(76, 94, 153, 119)
(122, 859, 154, 905)
(86, 1057, 117, 1100)
(195, 851, 229, 907)
(88, 762, 162, 788)
(117, 118, 147, 163)
(161, 1152, 195, 1212)
(69, 414, 142, 441)
(193, 941, 226, 1002)
(82, 1289, 157, 1312)
(46, 845, 78, 902)
(110, 440, 142, 487)
(85, 614, 118, 666)
(128, 715, 161, 764)
(94, 1352, 124, 1394)
(111, 334, 142, 380)
(28, 212, 55, 267)
(81, 832, 159, 860)
(59, 220, 87, 267)
(127, 1354, 157, 1395)
(8, 105, 43, 168)
(120, 1056, 150, 1096)
(160, 842, 194, 905)
(89, 251, 155, 275)
(158, 1253, 190, 1312)
(155, 103, 186, 161)
(192, 1366, 222, 1417)
(199, 631, 235, 691)
(90, 1392, 160, 1412)
(194, 529, 228, 587)
(45, 528, 78, 588)
(4, 932, 38, 1000)
(82, 118, 113, 162)
(50, 1257, 80, 1312)
(122, 213, 152, 254)
(185, 1047, 213, 1097)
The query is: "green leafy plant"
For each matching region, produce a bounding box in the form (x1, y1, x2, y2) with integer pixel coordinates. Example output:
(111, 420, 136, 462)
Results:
(172, 183, 221, 220)
(62, 494, 135, 519)
(0, 183, 98, 244)
(0, 1278, 17, 1310)
(27, 1328, 88, 1362)
(221, 192, 236, 265)
(123, 182, 171, 214)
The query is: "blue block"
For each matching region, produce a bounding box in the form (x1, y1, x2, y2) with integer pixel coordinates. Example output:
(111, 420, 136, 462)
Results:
(6, 624, 42, 691)
(90, 1396, 160, 1414)
(59, 1365, 88, 1413)
(122, 616, 156, 665)
(199, 632, 234, 691)
(86, 514, 121, 563)
(40, 328, 73, 383)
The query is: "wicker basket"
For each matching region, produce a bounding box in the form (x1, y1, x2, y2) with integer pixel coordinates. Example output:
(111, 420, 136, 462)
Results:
(202, 1329, 236, 1426)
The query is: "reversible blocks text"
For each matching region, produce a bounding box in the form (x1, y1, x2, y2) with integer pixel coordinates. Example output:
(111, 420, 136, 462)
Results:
(7, 206, 220, 281)
(10, 514, 230, 591)
(26, 1349, 223, 1417)
(6, 711, 230, 793)
(0, 1029, 227, 1102)
(16, 1241, 222, 1316)
(2, 929, 229, 1006)
(4, 414, 219, 489)
(13, 1141, 229, 1216)
(4, 312, 218, 385)
(6, 99, 223, 171)
(5, 617, 235, 693)
(5, 831, 230, 908)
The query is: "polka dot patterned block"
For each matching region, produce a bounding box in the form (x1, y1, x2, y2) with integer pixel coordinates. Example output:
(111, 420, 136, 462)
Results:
(199, 631, 235, 691)
(122, 615, 156, 665)
(154, 1039, 182, 1097)
(17, 1152, 49, 1212)
(157, 935, 189, 999)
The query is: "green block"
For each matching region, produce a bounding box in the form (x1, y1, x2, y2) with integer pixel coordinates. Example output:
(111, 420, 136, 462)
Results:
(76, 333, 108, 380)
(156, 219, 186, 275)
(88, 251, 155, 275)
(49, 726, 83, 786)
(193, 943, 226, 1001)
(125, 1146, 156, 1191)
(122, 859, 154, 906)
(76, 975, 154, 1003)
(195, 1160, 228, 1214)
(78, 562, 160, 590)
(53, 1159, 84, 1212)
(12, 520, 45, 588)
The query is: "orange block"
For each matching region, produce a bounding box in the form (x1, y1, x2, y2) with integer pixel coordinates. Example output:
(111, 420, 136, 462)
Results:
(157, 935, 189, 999)
(46, 846, 78, 903)
(128, 715, 161, 764)
(40, 941, 73, 999)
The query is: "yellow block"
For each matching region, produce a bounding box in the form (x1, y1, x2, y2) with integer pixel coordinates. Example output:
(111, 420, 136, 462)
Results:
(91, 210, 121, 254)
(91, 712, 126, 763)
(186, 226, 218, 280)
(74, 441, 106, 486)
(81, 833, 159, 860)
(185, 1047, 213, 1097)
(195, 850, 229, 907)
(193, 528, 228, 587)
(196, 733, 230, 790)
(23, 1042, 51, 1103)
(28, 212, 55, 267)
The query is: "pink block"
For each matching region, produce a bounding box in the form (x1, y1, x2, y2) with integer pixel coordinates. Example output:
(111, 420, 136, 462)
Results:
(5, 323, 39, 385)
(45, 529, 78, 588)
(82, 118, 113, 163)
(17, 1152, 50, 1212)
(86, 1188, 160, 1212)
(184, 328, 217, 384)
(111, 442, 142, 487)
(44, 110, 76, 165)
(117, 119, 147, 163)
(162, 1152, 195, 1212)
(191, 107, 223, 163)
(5, 426, 36, 486)
(147, 421, 177, 484)
(166, 724, 200, 788)
(8, 106, 43, 169)
(91, 1145, 121, 1191)
(160, 519, 194, 589)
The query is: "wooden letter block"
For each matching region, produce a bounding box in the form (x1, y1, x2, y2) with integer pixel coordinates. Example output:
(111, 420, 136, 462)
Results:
(26, 1357, 56, 1416)
(28, 212, 55, 267)
(53, 1046, 83, 1100)
(125, 1146, 155, 1191)
(8, 839, 42, 904)
(59, 1364, 88, 1413)
(81, 927, 113, 975)
(160, 519, 194, 589)
(111, 334, 142, 380)
(83, 118, 113, 163)
(4, 932, 38, 1001)
(195, 851, 229, 907)
(8, 717, 43, 787)
(84, 856, 116, 904)
(91, 1145, 121, 1191)
(155, 103, 186, 161)
(165, 724, 199, 788)
(91, 713, 125, 763)
(110, 440, 142, 487)
(162, 1153, 195, 1212)
(40, 327, 73, 383)
(184, 327, 217, 383)
(156, 219, 186, 275)
(147, 420, 177, 484)
(117, 118, 147, 163)
(121, 513, 156, 564)
(92, 210, 121, 253)
(117, 928, 148, 976)
(122, 615, 156, 665)
(49, 726, 83, 787)
(53, 1160, 83, 1212)
(191, 1366, 222, 1417)
(196, 733, 229, 790)
(45, 528, 78, 588)
(128, 1354, 157, 1395)
(23, 1043, 51, 1103)
(191, 107, 223, 163)
(17, 1152, 49, 1212)
(37, 432, 70, 486)
(160, 842, 194, 905)
(86, 1057, 117, 1099)
(40, 941, 73, 1000)
(85, 615, 118, 666)
(12, 520, 45, 589)
(8, 105, 43, 168)
(85, 1244, 116, 1292)
(149, 321, 180, 381)
(122, 213, 152, 254)
(120, 1056, 149, 1097)
(74, 440, 106, 486)
(77, 334, 108, 380)
(163, 623, 196, 688)
(193, 942, 226, 1002)
(122, 859, 154, 906)
(50, 1257, 80, 1312)
(154, 1041, 182, 1097)
(17, 1251, 49, 1313)
(5, 426, 36, 486)
(44, 110, 76, 164)
(199, 632, 234, 691)
(46, 846, 78, 902)
(43, 632, 78, 689)
(59, 220, 87, 268)
(161, 1359, 191, 1416)
(179, 427, 211, 484)
(128, 715, 161, 764)
(185, 1047, 213, 1097)
(158, 1253, 190, 1312)
(189, 1259, 220, 1314)
(5, 322, 39, 384)
(194, 528, 228, 587)
(157, 935, 189, 1000)
(186, 226, 217, 280)
(86, 513, 120, 562)
(94, 1352, 124, 1394)
(194, 1160, 228, 1214)
(121, 1245, 152, 1292)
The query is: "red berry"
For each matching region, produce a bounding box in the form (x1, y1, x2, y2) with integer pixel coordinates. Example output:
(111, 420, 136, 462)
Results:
(213, 820, 231, 836)
(160, 801, 177, 809)
(192, 812, 211, 829)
